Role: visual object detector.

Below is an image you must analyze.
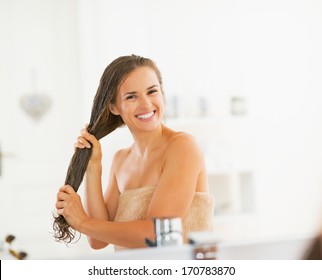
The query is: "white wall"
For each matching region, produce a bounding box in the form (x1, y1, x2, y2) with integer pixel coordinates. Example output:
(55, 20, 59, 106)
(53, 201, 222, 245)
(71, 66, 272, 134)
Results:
(1, 0, 322, 259)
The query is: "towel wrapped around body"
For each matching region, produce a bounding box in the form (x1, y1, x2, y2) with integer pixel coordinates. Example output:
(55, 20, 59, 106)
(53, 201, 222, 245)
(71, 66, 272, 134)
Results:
(113, 186, 215, 251)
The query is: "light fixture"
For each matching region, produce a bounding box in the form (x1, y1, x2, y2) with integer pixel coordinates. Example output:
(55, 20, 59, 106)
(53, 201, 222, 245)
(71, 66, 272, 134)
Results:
(19, 69, 52, 121)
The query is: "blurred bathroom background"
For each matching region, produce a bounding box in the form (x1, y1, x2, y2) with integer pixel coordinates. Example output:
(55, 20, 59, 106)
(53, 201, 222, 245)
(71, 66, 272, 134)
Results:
(1, 0, 322, 259)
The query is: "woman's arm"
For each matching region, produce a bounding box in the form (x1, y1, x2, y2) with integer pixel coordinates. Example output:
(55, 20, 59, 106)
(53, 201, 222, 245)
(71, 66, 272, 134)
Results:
(147, 133, 206, 219)
(85, 156, 122, 249)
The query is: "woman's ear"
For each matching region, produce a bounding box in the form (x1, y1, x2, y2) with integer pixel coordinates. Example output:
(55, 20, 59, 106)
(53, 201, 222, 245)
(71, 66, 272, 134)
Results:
(109, 103, 120, 115)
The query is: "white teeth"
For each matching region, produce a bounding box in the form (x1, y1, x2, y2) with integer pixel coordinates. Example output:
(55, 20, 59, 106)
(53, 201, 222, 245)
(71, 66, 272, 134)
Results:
(137, 111, 154, 119)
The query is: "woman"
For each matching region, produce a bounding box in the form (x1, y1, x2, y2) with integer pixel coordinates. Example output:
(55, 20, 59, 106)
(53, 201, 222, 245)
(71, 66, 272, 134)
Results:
(55, 55, 214, 250)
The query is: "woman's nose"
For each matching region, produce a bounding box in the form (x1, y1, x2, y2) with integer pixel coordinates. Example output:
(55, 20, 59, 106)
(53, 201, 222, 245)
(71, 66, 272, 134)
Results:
(139, 95, 152, 107)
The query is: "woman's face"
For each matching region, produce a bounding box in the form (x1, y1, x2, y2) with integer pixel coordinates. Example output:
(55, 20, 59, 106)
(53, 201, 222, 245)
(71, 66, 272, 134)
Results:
(110, 66, 164, 133)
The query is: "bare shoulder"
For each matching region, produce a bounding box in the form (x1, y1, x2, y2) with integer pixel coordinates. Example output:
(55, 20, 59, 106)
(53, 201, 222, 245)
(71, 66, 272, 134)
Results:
(167, 131, 201, 149)
(165, 131, 204, 162)
(111, 146, 131, 168)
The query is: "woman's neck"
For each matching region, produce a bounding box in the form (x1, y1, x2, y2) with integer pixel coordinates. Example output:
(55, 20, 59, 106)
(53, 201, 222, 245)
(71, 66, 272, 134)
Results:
(130, 124, 166, 159)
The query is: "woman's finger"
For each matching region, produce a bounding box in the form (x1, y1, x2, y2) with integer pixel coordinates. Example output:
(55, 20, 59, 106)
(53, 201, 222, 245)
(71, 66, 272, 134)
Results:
(75, 136, 91, 148)
(55, 201, 66, 209)
(63, 185, 75, 194)
(81, 128, 98, 146)
(58, 185, 75, 194)
(57, 191, 69, 201)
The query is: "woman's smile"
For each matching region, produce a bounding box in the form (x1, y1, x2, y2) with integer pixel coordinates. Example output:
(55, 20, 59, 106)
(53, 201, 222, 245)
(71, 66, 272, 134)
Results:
(136, 110, 156, 121)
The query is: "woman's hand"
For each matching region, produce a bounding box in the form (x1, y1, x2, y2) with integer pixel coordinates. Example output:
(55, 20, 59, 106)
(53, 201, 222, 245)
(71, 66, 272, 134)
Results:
(74, 124, 102, 164)
(56, 185, 89, 230)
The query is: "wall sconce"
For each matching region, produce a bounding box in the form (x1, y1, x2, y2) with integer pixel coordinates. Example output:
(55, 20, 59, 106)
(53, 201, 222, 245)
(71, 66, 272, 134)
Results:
(20, 93, 51, 121)
(19, 69, 52, 121)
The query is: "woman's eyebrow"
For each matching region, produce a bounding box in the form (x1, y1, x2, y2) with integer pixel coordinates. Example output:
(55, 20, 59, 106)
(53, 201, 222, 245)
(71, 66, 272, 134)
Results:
(147, 84, 158, 90)
(123, 91, 136, 97)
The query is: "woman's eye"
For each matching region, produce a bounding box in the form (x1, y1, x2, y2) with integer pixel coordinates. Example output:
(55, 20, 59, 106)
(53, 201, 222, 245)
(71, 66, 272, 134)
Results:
(126, 95, 136, 100)
(148, 89, 158, 95)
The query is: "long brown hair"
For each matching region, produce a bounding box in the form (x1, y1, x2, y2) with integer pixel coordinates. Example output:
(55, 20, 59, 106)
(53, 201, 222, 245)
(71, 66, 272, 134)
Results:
(53, 55, 163, 243)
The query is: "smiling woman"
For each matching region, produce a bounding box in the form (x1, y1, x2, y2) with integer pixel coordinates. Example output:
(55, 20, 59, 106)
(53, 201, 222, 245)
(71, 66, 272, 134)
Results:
(53, 55, 214, 250)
